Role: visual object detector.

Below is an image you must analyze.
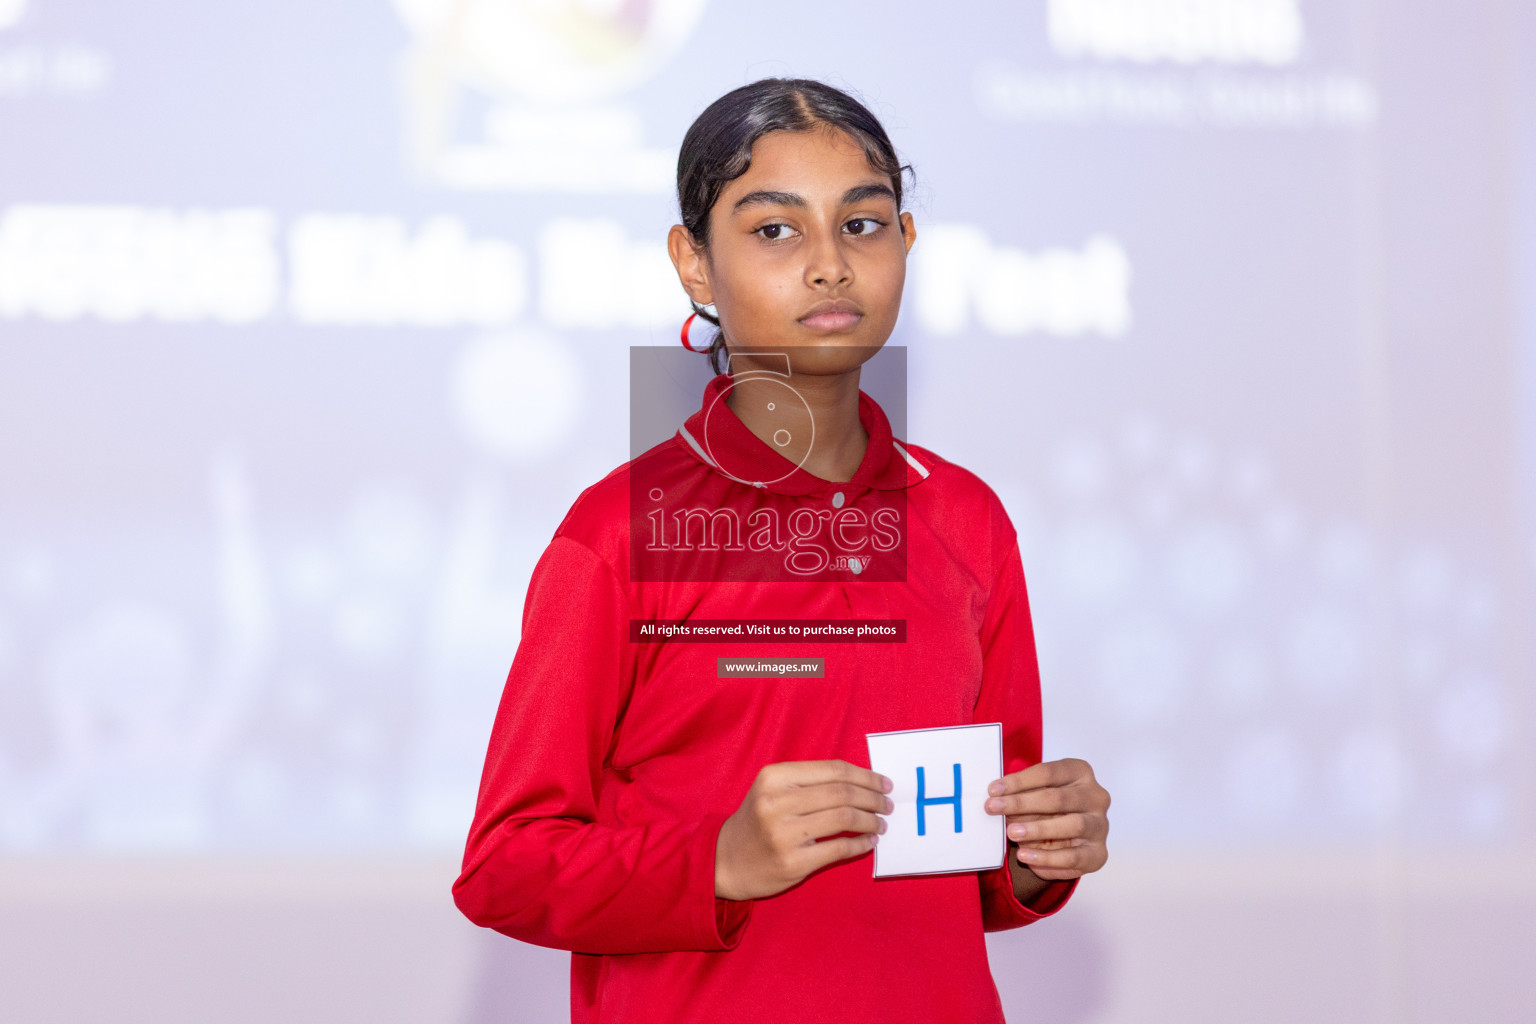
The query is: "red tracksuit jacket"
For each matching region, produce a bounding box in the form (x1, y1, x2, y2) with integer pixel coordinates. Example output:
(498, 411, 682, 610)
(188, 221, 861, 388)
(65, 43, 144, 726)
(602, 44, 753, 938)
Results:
(453, 370, 1078, 1023)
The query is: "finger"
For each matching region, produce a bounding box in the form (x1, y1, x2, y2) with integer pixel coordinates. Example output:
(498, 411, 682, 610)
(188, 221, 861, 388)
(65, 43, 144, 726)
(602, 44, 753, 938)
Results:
(765, 759, 893, 796)
(986, 786, 1078, 817)
(1012, 841, 1103, 873)
(994, 811, 1053, 825)
(987, 758, 1085, 796)
(1000, 782, 1112, 819)
(1004, 812, 1094, 844)
(1015, 838, 1081, 852)
(797, 832, 877, 874)
(784, 805, 886, 848)
(776, 778, 894, 820)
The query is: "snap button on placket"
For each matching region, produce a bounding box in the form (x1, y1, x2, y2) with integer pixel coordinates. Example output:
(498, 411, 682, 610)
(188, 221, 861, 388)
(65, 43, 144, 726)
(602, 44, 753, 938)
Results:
(831, 491, 845, 508)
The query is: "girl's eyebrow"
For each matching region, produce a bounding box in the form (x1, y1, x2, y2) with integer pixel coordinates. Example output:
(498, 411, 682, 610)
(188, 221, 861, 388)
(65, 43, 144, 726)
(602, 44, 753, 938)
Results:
(841, 183, 897, 205)
(732, 182, 897, 213)
(733, 189, 804, 212)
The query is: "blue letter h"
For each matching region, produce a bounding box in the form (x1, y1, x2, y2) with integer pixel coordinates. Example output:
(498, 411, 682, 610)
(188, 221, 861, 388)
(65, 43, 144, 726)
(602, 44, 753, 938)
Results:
(915, 763, 963, 836)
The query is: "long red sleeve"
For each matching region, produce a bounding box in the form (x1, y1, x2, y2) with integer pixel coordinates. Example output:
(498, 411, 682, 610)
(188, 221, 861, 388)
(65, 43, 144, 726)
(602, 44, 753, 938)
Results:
(451, 533, 753, 954)
(971, 497, 1080, 930)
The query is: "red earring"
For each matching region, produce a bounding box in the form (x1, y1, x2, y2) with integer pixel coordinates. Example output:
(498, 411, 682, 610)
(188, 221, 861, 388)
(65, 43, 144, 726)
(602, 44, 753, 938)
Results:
(681, 311, 709, 352)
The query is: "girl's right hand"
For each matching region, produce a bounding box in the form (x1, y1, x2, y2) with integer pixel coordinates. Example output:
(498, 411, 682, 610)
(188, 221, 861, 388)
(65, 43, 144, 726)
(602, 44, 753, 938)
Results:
(714, 760, 893, 901)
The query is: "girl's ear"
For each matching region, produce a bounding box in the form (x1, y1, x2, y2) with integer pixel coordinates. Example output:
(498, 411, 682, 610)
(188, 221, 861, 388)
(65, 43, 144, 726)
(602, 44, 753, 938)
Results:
(899, 212, 917, 255)
(668, 224, 714, 306)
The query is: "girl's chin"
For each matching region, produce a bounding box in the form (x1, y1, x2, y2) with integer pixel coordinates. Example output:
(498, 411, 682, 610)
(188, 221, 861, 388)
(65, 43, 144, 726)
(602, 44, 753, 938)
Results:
(727, 341, 886, 375)
(733, 334, 888, 353)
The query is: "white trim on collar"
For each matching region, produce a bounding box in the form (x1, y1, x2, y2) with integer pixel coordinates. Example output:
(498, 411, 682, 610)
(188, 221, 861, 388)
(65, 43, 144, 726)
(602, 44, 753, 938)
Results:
(677, 425, 769, 488)
(676, 425, 719, 468)
(891, 440, 930, 479)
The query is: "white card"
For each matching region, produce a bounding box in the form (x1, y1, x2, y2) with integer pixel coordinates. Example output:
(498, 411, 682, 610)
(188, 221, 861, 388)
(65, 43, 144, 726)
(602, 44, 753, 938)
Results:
(866, 722, 1006, 878)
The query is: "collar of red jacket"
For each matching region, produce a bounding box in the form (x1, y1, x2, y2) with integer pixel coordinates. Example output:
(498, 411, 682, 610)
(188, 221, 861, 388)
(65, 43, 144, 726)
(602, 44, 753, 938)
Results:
(674, 371, 925, 496)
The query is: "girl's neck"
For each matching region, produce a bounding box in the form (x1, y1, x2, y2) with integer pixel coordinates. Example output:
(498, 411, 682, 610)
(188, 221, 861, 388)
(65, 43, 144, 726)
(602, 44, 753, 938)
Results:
(724, 366, 868, 483)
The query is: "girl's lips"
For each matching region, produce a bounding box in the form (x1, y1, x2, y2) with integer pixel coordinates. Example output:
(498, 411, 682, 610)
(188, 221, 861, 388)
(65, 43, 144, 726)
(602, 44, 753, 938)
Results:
(799, 311, 863, 332)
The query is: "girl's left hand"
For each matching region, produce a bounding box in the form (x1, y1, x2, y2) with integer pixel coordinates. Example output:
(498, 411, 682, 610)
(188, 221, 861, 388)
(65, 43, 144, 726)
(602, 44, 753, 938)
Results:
(985, 757, 1111, 880)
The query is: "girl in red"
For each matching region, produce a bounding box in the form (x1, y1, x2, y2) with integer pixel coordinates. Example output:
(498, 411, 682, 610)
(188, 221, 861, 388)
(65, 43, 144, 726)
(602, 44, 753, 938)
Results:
(453, 79, 1112, 1023)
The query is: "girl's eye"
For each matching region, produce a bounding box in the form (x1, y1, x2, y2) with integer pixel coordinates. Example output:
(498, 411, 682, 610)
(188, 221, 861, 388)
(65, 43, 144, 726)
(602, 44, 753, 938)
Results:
(844, 218, 884, 236)
(756, 223, 797, 241)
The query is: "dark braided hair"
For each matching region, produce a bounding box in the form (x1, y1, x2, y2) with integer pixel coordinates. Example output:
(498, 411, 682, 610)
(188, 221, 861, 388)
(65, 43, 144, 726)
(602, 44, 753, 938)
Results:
(676, 78, 913, 375)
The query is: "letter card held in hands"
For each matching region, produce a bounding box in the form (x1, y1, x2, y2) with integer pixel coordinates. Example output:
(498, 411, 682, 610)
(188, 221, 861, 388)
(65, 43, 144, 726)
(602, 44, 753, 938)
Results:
(865, 722, 1006, 878)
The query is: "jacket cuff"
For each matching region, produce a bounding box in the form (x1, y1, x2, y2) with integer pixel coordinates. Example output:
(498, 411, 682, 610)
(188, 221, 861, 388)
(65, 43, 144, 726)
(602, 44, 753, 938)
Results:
(692, 810, 753, 949)
(979, 861, 1079, 932)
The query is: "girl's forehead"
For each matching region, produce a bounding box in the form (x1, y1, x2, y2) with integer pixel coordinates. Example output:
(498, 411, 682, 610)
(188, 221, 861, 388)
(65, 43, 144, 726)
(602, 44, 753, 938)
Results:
(726, 129, 887, 194)
(748, 127, 868, 168)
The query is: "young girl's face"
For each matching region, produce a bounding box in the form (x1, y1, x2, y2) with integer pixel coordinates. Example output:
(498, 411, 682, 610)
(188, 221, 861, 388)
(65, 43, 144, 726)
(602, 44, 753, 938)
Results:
(672, 127, 916, 375)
